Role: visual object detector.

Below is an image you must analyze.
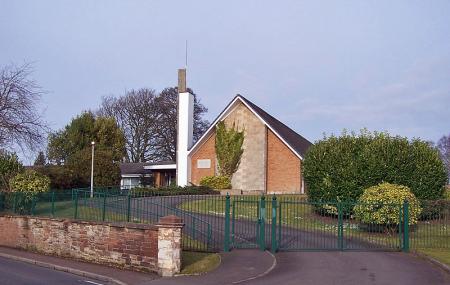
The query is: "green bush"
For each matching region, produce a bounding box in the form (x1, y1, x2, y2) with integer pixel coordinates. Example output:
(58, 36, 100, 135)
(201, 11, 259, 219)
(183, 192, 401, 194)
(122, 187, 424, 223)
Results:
(199, 176, 231, 189)
(215, 121, 244, 177)
(0, 150, 24, 191)
(303, 130, 447, 203)
(9, 170, 51, 214)
(353, 183, 422, 226)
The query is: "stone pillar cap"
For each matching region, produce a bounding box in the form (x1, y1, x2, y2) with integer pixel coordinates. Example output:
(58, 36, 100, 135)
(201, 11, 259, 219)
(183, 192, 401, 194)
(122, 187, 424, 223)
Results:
(157, 215, 184, 226)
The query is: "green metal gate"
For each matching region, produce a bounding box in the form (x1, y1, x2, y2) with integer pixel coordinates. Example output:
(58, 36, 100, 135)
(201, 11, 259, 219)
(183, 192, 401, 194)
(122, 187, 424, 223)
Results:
(230, 196, 266, 249)
(276, 200, 406, 252)
(224, 195, 410, 252)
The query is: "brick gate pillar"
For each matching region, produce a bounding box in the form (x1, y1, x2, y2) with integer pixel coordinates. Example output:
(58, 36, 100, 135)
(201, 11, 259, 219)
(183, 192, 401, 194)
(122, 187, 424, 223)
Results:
(156, 215, 184, 277)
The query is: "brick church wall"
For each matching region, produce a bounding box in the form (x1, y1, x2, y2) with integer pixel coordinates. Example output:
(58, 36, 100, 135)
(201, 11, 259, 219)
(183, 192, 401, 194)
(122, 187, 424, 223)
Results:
(190, 133, 216, 185)
(266, 129, 302, 193)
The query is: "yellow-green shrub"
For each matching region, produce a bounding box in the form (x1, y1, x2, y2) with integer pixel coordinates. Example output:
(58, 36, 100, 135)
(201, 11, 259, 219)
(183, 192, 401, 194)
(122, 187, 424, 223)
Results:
(9, 170, 50, 214)
(353, 182, 421, 225)
(199, 176, 231, 189)
(10, 170, 50, 193)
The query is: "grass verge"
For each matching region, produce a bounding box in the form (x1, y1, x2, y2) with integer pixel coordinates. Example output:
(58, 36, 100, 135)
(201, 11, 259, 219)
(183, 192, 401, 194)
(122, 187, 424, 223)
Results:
(417, 248, 450, 266)
(181, 251, 221, 275)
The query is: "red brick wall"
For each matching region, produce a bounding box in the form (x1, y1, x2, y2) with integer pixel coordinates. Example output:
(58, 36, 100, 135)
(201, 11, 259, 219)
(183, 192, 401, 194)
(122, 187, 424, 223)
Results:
(190, 133, 216, 185)
(266, 128, 302, 193)
(0, 215, 158, 272)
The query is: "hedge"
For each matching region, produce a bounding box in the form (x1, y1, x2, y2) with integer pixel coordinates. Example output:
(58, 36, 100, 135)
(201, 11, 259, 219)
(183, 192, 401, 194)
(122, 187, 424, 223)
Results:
(303, 130, 447, 203)
(130, 185, 218, 196)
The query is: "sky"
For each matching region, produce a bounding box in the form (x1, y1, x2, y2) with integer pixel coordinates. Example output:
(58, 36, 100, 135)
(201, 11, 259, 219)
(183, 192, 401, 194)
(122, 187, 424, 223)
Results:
(1, 1, 449, 163)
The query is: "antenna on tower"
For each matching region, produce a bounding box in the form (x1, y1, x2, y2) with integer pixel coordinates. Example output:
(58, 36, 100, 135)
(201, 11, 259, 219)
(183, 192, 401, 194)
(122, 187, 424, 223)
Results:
(185, 40, 188, 68)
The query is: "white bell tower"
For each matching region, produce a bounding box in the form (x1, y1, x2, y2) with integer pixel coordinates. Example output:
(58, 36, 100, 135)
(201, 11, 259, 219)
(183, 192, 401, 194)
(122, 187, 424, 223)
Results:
(176, 68, 194, 187)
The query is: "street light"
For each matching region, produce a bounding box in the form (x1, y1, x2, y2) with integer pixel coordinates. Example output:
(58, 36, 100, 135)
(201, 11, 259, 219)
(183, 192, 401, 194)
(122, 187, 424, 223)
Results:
(90, 141, 95, 198)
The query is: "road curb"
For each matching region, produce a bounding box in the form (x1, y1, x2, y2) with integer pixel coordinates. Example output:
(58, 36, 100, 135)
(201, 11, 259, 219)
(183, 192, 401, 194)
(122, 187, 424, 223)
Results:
(232, 250, 277, 284)
(0, 252, 128, 285)
(412, 252, 450, 274)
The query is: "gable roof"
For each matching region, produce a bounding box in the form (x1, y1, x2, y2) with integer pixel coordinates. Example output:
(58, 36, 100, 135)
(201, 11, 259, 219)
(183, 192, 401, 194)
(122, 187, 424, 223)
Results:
(189, 94, 312, 159)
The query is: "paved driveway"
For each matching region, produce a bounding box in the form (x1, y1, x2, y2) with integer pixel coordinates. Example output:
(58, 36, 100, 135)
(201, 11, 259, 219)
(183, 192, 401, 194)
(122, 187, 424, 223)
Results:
(151, 251, 449, 285)
(247, 251, 449, 285)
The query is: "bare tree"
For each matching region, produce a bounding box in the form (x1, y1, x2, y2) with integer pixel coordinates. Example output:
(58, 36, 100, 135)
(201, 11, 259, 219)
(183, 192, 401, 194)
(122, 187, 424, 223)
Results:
(98, 87, 209, 163)
(152, 87, 209, 161)
(0, 63, 47, 151)
(437, 134, 450, 180)
(98, 89, 158, 162)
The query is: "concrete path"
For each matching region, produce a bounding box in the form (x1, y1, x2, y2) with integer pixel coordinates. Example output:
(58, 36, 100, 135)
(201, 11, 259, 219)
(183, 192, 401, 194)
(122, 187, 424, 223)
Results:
(150, 249, 276, 285)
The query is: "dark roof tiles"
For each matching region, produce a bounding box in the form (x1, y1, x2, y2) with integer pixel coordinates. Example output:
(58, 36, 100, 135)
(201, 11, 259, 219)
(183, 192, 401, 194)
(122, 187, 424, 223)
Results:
(119, 160, 175, 175)
(238, 95, 313, 157)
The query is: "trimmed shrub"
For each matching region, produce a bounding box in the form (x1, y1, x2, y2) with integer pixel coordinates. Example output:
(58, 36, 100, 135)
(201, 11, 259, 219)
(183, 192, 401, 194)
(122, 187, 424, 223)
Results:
(200, 175, 232, 189)
(353, 183, 421, 226)
(303, 130, 447, 203)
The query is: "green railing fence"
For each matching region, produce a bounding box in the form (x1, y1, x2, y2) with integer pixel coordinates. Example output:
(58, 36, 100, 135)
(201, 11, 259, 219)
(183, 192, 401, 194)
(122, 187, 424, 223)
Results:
(0, 190, 448, 253)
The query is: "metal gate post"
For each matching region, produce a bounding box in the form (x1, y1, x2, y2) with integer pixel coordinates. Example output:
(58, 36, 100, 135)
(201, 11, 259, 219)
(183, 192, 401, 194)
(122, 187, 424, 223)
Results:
(271, 195, 278, 253)
(102, 192, 107, 221)
(337, 202, 344, 250)
(278, 202, 282, 250)
(259, 196, 266, 251)
(398, 203, 403, 250)
(402, 201, 409, 252)
(74, 191, 79, 219)
(231, 200, 236, 246)
(51, 191, 55, 217)
(127, 194, 131, 222)
(224, 194, 231, 252)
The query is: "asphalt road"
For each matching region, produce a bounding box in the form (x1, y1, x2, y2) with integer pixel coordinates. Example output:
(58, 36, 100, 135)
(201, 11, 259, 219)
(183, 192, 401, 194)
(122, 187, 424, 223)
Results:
(0, 256, 107, 285)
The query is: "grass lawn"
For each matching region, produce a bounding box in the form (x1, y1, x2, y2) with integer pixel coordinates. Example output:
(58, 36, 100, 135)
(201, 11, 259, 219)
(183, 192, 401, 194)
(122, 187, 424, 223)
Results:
(181, 251, 221, 275)
(33, 199, 129, 222)
(34, 200, 76, 218)
(416, 248, 450, 266)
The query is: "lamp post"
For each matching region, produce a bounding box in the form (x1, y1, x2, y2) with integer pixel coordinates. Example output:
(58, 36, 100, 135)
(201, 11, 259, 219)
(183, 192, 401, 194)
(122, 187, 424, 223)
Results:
(90, 141, 95, 198)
